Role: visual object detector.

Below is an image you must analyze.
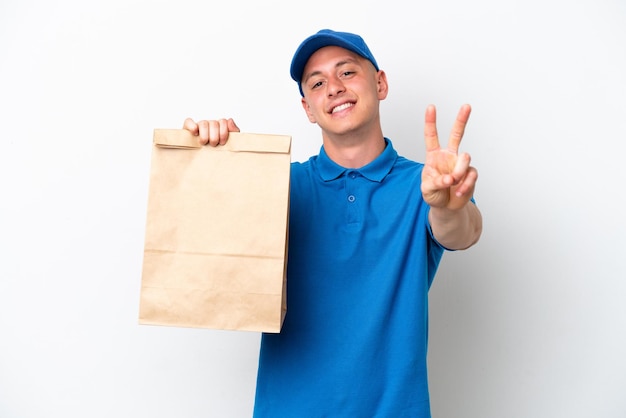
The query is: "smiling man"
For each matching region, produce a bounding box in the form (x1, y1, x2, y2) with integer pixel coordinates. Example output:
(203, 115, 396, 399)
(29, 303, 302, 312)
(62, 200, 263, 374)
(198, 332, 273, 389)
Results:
(184, 29, 483, 418)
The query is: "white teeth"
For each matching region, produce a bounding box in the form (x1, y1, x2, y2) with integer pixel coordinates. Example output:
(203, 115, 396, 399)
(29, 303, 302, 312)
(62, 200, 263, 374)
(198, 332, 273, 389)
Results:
(332, 103, 353, 113)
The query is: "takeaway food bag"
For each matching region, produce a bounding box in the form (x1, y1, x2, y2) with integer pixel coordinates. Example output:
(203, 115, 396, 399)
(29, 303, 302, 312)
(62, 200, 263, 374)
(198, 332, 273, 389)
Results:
(139, 129, 291, 333)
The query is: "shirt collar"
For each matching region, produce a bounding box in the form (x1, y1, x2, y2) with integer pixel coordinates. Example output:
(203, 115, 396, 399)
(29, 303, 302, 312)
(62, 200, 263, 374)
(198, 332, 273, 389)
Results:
(317, 138, 398, 182)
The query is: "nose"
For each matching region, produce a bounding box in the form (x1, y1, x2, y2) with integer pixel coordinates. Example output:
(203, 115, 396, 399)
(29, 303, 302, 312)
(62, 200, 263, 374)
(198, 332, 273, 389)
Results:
(327, 76, 345, 96)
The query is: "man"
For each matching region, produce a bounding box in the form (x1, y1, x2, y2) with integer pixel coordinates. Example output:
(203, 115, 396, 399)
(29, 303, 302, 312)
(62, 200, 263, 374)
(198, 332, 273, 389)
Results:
(184, 29, 482, 418)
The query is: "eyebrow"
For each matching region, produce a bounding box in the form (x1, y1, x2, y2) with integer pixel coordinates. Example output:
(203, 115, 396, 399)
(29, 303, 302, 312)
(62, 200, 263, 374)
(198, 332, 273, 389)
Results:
(303, 58, 360, 85)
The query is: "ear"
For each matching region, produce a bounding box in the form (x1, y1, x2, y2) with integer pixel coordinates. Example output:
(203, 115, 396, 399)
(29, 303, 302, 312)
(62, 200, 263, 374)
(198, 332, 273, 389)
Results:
(301, 97, 317, 123)
(376, 70, 389, 100)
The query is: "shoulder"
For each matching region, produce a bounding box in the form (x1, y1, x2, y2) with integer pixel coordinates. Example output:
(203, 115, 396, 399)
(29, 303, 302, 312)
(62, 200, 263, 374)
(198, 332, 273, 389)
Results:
(388, 155, 424, 183)
(290, 157, 315, 176)
(289, 158, 317, 193)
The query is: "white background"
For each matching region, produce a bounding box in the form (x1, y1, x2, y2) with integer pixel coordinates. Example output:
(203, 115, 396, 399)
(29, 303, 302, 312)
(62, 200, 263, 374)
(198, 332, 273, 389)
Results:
(1, 0, 625, 417)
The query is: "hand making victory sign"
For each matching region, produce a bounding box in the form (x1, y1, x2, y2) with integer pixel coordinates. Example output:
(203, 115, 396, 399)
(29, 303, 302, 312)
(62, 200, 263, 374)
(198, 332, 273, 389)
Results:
(421, 104, 482, 250)
(421, 104, 477, 210)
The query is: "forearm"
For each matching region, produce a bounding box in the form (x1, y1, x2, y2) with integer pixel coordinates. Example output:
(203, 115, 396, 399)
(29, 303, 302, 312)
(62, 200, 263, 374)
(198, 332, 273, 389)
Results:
(429, 202, 482, 250)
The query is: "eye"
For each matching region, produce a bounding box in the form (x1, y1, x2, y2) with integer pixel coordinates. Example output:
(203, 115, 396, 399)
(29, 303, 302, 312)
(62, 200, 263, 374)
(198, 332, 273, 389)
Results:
(311, 80, 324, 90)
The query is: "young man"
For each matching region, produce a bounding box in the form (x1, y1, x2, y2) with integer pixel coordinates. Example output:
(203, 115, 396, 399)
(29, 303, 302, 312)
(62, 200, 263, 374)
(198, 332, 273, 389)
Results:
(184, 29, 482, 418)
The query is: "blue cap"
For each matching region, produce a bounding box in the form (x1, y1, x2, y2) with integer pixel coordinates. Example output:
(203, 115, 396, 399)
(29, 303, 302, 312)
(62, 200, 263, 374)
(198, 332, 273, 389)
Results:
(290, 29, 379, 96)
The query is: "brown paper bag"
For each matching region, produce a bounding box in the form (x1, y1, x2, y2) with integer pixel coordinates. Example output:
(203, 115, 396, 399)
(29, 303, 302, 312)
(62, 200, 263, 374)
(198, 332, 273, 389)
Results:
(139, 129, 291, 333)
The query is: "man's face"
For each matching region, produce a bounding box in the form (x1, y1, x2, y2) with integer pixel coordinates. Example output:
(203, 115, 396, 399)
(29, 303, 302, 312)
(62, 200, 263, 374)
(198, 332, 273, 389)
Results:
(300, 45, 387, 137)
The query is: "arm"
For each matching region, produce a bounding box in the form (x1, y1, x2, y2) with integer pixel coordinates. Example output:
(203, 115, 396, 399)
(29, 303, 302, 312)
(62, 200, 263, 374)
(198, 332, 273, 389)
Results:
(421, 104, 483, 250)
(429, 201, 482, 250)
(183, 117, 240, 146)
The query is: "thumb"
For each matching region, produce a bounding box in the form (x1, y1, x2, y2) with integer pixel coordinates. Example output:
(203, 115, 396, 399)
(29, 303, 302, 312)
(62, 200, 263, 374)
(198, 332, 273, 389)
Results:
(227, 118, 241, 133)
(183, 117, 199, 134)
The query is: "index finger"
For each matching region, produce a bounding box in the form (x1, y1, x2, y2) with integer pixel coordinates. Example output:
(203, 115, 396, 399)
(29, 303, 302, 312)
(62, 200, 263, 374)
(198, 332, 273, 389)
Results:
(447, 104, 472, 153)
(424, 104, 440, 152)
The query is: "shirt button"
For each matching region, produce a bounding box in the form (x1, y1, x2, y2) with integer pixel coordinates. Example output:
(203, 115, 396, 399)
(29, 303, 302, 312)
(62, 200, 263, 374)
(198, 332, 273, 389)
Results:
(347, 195, 356, 202)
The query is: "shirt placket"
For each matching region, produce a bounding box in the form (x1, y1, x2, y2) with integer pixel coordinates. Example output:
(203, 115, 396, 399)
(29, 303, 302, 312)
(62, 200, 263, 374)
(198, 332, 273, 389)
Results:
(344, 170, 361, 228)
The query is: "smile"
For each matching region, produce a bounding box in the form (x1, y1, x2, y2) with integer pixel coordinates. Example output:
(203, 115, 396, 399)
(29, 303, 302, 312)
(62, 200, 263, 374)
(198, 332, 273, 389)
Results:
(332, 102, 354, 114)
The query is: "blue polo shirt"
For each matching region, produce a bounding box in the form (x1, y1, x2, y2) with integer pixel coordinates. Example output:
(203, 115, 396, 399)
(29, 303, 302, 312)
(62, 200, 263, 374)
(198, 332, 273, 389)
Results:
(253, 139, 444, 418)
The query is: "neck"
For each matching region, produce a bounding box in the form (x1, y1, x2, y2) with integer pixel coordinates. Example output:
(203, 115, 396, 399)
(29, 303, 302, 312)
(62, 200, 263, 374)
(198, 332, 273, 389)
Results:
(321, 128, 386, 169)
